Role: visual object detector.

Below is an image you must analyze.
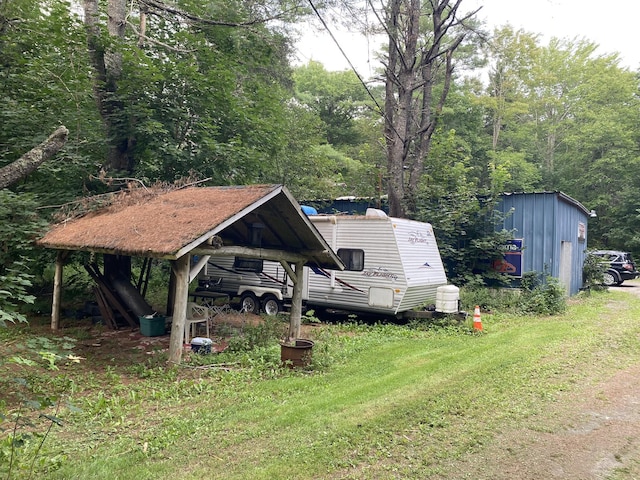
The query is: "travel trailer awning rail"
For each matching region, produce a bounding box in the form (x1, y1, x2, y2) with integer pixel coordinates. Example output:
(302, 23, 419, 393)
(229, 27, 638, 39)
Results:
(191, 245, 340, 268)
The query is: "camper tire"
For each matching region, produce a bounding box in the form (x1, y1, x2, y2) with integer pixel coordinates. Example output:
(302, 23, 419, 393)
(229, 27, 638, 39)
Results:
(240, 292, 260, 314)
(261, 294, 282, 316)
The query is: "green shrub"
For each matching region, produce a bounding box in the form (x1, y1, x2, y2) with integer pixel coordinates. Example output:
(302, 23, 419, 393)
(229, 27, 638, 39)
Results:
(225, 316, 288, 353)
(0, 190, 47, 326)
(582, 251, 607, 291)
(518, 273, 566, 315)
(460, 271, 567, 316)
(460, 286, 522, 313)
(0, 336, 80, 479)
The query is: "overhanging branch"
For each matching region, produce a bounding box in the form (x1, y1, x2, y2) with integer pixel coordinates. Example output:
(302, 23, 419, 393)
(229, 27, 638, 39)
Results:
(139, 0, 298, 27)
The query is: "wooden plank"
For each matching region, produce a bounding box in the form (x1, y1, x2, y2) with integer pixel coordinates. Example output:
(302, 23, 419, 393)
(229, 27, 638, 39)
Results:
(85, 263, 138, 328)
(140, 257, 152, 298)
(93, 286, 117, 330)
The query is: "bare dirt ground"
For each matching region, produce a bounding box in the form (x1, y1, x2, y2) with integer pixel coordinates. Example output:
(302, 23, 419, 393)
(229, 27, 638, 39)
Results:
(67, 310, 317, 365)
(444, 282, 640, 480)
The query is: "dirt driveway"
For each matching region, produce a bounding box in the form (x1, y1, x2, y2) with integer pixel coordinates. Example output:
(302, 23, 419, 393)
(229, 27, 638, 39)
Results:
(444, 282, 640, 480)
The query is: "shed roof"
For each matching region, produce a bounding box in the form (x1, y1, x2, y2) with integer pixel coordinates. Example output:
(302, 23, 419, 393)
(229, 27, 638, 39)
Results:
(37, 184, 342, 269)
(501, 191, 591, 216)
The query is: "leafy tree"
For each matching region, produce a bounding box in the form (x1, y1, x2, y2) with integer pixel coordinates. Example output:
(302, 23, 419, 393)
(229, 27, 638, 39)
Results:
(482, 26, 539, 151)
(291, 61, 385, 199)
(82, 0, 307, 178)
(0, 0, 104, 203)
(293, 61, 369, 146)
(523, 38, 604, 180)
(413, 125, 511, 285)
(260, 102, 340, 199)
(0, 1, 104, 322)
(485, 35, 632, 186)
(552, 57, 640, 251)
(130, 34, 295, 184)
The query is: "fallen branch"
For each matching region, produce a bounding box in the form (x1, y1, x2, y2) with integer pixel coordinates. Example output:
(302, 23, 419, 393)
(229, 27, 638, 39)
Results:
(0, 126, 68, 189)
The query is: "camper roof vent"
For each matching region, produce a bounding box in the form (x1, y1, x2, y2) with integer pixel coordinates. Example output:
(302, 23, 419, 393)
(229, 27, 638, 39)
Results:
(365, 208, 388, 218)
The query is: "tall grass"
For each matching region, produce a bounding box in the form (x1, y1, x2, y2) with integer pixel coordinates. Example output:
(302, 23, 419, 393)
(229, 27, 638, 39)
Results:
(4, 289, 640, 479)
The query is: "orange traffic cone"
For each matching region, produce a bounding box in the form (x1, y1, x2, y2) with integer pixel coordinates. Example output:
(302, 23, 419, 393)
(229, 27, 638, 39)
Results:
(473, 305, 483, 331)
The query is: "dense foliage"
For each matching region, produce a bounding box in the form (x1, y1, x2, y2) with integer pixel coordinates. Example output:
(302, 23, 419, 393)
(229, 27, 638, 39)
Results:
(0, 190, 46, 326)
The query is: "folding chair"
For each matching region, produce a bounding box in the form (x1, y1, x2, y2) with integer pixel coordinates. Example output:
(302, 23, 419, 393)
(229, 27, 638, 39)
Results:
(184, 302, 210, 344)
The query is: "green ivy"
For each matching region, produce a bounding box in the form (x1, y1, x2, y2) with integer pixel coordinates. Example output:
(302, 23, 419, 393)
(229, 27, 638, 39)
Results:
(0, 190, 47, 327)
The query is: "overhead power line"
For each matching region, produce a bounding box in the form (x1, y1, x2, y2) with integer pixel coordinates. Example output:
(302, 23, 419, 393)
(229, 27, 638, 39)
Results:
(305, 0, 384, 116)
(305, 0, 407, 146)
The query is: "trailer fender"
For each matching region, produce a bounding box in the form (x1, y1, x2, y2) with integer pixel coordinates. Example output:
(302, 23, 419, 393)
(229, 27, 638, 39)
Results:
(237, 286, 284, 301)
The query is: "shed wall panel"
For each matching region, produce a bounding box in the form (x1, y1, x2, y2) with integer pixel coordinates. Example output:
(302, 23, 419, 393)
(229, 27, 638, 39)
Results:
(498, 192, 589, 295)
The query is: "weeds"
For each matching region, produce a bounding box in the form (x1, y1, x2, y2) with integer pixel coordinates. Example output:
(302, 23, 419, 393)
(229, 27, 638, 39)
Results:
(460, 272, 567, 316)
(127, 361, 177, 380)
(224, 315, 288, 353)
(518, 272, 567, 315)
(582, 251, 608, 291)
(460, 286, 522, 312)
(2, 288, 639, 479)
(0, 336, 80, 479)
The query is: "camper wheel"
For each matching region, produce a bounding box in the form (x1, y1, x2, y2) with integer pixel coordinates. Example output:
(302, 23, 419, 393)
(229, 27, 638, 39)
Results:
(261, 294, 282, 316)
(240, 292, 260, 314)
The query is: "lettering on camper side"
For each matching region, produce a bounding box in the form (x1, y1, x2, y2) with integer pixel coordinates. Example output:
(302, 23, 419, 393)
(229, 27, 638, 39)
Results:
(362, 267, 398, 281)
(408, 230, 432, 245)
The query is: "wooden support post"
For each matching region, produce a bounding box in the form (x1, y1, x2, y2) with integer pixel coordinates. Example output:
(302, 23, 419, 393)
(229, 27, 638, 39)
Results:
(287, 260, 305, 342)
(166, 264, 176, 317)
(51, 251, 64, 331)
(168, 254, 190, 364)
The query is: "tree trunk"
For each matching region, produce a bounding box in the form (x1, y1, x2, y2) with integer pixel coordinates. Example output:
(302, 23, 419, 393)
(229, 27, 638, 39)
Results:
(384, 0, 469, 218)
(385, 0, 421, 218)
(83, 0, 134, 172)
(0, 126, 68, 189)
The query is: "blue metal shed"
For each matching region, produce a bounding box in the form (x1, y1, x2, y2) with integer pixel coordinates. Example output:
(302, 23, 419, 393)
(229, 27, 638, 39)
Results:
(497, 192, 591, 296)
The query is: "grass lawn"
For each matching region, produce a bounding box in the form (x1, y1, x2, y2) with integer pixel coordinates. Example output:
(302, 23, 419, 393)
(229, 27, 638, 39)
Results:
(2, 288, 640, 479)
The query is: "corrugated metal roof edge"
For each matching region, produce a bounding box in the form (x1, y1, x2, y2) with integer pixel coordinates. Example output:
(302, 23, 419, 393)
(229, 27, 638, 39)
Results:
(500, 191, 591, 216)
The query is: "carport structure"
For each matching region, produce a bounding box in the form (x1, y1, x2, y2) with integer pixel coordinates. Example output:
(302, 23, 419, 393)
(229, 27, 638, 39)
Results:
(37, 184, 343, 363)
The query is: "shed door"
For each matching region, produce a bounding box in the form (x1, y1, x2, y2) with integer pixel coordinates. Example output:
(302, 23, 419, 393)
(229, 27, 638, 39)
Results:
(559, 241, 572, 295)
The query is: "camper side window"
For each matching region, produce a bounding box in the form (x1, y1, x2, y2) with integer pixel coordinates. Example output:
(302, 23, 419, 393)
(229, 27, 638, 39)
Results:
(337, 248, 364, 271)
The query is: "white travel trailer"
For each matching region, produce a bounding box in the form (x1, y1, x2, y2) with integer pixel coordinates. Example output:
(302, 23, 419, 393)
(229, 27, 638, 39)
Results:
(197, 209, 449, 317)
